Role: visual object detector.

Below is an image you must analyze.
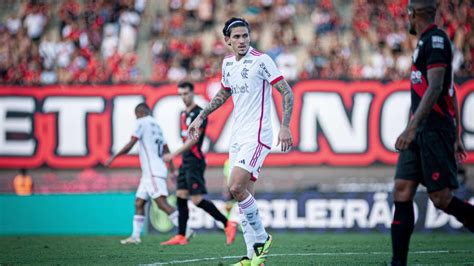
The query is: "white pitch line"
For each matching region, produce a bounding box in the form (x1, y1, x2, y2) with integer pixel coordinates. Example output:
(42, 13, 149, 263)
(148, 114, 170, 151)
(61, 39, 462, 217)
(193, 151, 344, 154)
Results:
(145, 250, 472, 265)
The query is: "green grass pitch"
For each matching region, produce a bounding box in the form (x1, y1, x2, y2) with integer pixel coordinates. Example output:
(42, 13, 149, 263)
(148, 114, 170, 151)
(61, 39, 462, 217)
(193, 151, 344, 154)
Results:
(1, 232, 472, 265)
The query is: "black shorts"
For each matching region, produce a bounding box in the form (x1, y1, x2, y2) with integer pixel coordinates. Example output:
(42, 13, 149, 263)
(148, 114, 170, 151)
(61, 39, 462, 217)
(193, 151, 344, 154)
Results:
(177, 160, 207, 195)
(395, 130, 458, 193)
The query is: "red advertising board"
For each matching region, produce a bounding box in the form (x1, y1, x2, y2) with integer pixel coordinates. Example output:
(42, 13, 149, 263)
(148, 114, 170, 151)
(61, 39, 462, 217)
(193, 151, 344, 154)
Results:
(0, 80, 473, 168)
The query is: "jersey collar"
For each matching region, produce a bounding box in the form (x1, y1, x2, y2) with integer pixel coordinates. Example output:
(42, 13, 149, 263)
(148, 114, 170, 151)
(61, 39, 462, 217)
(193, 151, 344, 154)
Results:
(420, 23, 437, 38)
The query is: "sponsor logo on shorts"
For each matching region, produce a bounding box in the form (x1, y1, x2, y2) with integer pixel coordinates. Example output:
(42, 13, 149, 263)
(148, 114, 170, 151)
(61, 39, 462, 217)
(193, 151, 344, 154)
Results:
(431, 172, 440, 181)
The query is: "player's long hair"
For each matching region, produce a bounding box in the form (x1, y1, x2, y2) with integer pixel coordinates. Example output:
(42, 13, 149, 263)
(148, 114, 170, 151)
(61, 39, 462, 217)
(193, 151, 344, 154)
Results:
(222, 17, 250, 37)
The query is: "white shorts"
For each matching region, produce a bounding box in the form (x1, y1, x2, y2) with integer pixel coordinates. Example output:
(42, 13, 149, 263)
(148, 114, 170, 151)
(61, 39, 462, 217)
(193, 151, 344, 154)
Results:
(136, 176, 169, 200)
(229, 141, 271, 181)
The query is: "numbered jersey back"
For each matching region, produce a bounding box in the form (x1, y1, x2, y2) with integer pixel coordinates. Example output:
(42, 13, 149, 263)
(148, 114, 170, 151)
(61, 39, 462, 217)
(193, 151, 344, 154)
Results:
(133, 116, 168, 178)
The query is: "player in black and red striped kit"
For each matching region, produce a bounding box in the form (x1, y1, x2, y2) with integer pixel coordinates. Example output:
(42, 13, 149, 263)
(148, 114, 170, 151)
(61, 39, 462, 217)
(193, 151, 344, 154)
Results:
(391, 0, 473, 265)
(161, 81, 237, 246)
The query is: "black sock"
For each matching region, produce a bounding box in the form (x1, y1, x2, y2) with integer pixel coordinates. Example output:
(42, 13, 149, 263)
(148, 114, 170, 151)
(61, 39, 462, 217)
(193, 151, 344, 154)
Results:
(445, 196, 474, 232)
(197, 199, 228, 226)
(391, 201, 414, 266)
(177, 197, 189, 236)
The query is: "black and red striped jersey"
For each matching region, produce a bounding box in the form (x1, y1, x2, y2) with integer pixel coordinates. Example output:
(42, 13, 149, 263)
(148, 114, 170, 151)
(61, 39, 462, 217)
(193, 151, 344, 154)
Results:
(180, 105, 207, 164)
(410, 24, 455, 131)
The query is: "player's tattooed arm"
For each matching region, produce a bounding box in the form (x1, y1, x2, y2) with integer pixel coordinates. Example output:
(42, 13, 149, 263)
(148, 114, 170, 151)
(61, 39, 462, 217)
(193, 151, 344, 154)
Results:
(200, 88, 232, 120)
(188, 88, 231, 141)
(274, 79, 294, 152)
(273, 79, 294, 127)
(452, 89, 468, 162)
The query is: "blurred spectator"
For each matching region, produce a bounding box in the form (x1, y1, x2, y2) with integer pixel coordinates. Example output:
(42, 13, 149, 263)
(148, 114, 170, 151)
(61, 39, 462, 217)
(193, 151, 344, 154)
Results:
(167, 57, 187, 83)
(6, 14, 21, 35)
(23, 4, 48, 42)
(0, 0, 472, 85)
(275, 47, 298, 81)
(118, 6, 140, 54)
(13, 169, 33, 196)
(102, 23, 119, 59)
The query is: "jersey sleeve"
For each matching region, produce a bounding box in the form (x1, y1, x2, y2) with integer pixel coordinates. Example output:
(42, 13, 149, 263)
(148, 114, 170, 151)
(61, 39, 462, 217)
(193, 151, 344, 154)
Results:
(221, 61, 231, 91)
(425, 34, 450, 69)
(132, 120, 143, 139)
(258, 54, 284, 85)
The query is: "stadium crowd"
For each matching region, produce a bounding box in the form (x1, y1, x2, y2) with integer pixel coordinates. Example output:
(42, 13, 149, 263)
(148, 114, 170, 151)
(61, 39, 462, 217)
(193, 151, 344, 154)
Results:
(0, 0, 472, 85)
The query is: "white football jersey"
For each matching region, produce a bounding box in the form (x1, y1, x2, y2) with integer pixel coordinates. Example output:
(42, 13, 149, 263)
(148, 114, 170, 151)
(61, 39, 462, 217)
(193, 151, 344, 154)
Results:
(132, 116, 168, 178)
(221, 47, 283, 148)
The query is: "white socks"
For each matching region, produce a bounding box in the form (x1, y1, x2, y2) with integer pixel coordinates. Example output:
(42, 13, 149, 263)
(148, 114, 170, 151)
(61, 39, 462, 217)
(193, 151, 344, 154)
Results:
(239, 207, 256, 258)
(238, 194, 268, 243)
(132, 214, 145, 239)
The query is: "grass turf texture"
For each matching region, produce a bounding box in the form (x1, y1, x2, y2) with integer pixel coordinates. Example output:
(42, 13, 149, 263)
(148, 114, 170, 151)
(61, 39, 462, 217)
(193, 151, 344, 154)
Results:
(1, 232, 472, 265)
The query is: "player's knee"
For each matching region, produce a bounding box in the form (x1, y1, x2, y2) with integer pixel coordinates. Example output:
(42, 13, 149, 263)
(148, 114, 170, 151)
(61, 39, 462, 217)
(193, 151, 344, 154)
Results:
(229, 184, 245, 200)
(393, 180, 414, 201)
(429, 191, 452, 210)
(134, 199, 145, 213)
(176, 190, 188, 199)
(190, 195, 202, 205)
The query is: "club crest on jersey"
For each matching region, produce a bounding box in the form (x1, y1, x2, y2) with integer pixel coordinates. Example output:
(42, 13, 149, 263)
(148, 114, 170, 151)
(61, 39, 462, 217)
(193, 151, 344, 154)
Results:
(241, 68, 249, 79)
(181, 130, 187, 137)
(186, 117, 192, 125)
(410, 70, 422, 84)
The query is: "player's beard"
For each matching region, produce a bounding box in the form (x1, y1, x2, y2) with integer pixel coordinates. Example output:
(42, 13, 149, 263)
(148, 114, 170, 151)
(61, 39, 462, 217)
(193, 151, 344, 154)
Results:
(237, 46, 249, 56)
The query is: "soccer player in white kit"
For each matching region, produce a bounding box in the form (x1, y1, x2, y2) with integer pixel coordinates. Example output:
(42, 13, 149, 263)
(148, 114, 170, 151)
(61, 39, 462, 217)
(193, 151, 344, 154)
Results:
(188, 18, 294, 266)
(106, 103, 190, 244)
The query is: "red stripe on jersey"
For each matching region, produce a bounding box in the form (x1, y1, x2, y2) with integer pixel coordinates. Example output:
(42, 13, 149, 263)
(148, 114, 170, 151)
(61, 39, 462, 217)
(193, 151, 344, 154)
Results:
(251, 49, 262, 54)
(224, 54, 234, 58)
(411, 66, 445, 116)
(191, 145, 202, 160)
(444, 94, 455, 117)
(270, 75, 284, 85)
(221, 82, 231, 91)
(250, 50, 262, 56)
(258, 80, 271, 149)
(180, 112, 187, 142)
(427, 63, 447, 69)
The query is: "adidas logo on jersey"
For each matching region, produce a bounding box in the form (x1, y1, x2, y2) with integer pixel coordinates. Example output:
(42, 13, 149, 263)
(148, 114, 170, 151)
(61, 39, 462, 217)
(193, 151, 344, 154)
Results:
(238, 159, 246, 165)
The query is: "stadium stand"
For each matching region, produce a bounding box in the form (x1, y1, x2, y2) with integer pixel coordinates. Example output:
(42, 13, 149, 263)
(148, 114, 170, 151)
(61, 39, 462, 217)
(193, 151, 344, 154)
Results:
(0, 0, 471, 85)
